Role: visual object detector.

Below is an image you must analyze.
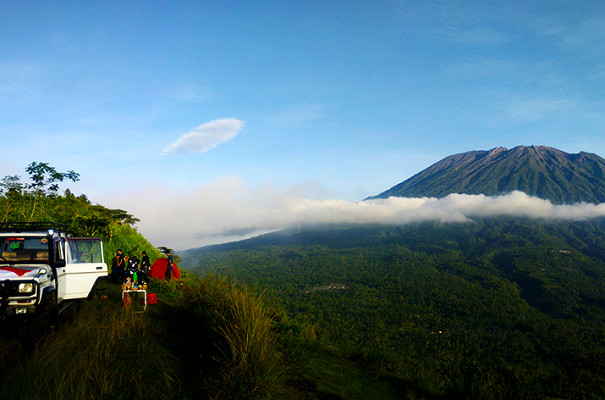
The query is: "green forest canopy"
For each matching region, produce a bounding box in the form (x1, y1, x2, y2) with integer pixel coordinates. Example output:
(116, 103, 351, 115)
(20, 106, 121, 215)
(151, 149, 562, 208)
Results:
(0, 162, 162, 265)
(183, 218, 605, 398)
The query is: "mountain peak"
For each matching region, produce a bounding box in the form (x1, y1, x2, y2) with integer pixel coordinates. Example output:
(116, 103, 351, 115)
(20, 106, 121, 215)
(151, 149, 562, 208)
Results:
(370, 146, 605, 204)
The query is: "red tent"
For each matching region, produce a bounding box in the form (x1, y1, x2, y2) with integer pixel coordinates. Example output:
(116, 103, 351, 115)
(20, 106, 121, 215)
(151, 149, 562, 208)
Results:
(149, 258, 181, 279)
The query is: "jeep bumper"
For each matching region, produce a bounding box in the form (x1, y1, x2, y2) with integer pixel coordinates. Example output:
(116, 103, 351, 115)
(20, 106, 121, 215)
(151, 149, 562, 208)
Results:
(0, 279, 40, 316)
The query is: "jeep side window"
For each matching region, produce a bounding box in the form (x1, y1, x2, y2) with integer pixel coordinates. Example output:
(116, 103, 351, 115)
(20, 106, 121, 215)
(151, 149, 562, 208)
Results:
(90, 240, 102, 263)
(68, 239, 89, 263)
(67, 238, 103, 263)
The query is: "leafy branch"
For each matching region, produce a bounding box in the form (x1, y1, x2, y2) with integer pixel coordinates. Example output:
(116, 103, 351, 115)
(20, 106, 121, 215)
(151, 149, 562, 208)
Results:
(24, 162, 80, 221)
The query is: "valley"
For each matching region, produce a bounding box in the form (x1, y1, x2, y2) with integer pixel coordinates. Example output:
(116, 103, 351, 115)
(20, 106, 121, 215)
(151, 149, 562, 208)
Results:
(181, 217, 605, 398)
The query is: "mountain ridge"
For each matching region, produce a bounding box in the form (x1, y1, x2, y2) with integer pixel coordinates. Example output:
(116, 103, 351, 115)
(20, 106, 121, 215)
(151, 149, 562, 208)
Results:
(370, 145, 605, 204)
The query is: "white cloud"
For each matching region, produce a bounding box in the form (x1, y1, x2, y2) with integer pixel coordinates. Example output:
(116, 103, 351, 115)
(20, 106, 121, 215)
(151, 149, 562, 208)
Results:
(102, 178, 605, 251)
(161, 118, 244, 155)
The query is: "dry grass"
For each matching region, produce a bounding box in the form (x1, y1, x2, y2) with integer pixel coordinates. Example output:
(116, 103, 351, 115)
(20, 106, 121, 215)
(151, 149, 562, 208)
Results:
(0, 275, 285, 400)
(180, 274, 284, 399)
(0, 290, 180, 400)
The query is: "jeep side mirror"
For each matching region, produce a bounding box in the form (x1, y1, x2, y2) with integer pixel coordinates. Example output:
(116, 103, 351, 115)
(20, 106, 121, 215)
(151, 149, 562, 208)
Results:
(54, 259, 66, 269)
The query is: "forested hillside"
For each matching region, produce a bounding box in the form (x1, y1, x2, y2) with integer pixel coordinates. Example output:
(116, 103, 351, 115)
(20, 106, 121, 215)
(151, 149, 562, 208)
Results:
(183, 217, 605, 398)
(0, 162, 162, 263)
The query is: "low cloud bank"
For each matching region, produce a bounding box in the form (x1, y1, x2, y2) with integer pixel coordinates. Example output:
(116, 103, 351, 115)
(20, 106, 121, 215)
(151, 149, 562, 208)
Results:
(108, 180, 605, 250)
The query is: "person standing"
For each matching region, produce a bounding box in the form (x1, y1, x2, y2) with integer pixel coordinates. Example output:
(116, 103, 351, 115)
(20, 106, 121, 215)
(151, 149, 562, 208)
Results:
(165, 249, 174, 280)
(111, 249, 126, 283)
(141, 251, 150, 281)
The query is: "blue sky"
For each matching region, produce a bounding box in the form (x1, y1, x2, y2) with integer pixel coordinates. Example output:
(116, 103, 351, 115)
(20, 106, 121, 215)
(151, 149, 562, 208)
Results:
(2, 1, 605, 249)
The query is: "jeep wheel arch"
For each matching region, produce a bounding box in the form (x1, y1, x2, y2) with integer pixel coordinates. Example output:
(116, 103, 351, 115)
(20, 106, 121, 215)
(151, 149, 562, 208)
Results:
(87, 275, 109, 300)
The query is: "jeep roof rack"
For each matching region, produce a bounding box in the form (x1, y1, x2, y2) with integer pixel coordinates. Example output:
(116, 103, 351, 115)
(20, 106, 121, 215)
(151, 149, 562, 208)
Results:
(0, 222, 73, 235)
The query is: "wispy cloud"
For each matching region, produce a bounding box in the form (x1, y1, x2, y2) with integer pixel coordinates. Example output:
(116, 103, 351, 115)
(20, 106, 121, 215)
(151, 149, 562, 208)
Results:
(169, 82, 215, 102)
(0, 61, 46, 97)
(432, 26, 512, 46)
(106, 180, 605, 250)
(552, 18, 605, 57)
(506, 96, 577, 122)
(267, 104, 326, 126)
(161, 118, 244, 155)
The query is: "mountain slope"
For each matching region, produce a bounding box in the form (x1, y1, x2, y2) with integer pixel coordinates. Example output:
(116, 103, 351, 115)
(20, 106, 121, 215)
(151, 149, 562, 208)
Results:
(182, 217, 605, 399)
(370, 145, 605, 204)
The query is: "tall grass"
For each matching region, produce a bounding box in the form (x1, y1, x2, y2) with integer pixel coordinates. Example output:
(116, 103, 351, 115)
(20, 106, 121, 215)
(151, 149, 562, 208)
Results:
(0, 286, 181, 400)
(178, 274, 284, 399)
(0, 275, 286, 400)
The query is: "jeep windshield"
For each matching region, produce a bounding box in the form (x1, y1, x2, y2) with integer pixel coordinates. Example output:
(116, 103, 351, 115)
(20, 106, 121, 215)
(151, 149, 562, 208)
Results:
(0, 236, 50, 263)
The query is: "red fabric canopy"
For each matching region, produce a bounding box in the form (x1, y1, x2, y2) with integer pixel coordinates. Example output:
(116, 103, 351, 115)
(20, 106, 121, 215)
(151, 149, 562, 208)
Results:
(149, 258, 181, 279)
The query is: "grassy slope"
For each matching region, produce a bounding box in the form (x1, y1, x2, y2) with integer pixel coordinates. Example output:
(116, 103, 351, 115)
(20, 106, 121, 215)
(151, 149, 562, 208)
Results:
(0, 191, 404, 399)
(102, 224, 164, 269)
(1, 272, 384, 400)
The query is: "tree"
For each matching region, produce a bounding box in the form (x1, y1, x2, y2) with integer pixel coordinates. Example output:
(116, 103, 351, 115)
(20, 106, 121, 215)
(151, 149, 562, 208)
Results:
(88, 205, 140, 226)
(25, 162, 80, 196)
(158, 246, 173, 255)
(0, 175, 24, 197)
(158, 246, 182, 264)
(0, 163, 81, 222)
(24, 162, 80, 221)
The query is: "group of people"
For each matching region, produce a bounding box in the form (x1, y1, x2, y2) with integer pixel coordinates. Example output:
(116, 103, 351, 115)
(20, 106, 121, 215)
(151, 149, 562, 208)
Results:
(110, 248, 177, 284)
(111, 249, 150, 284)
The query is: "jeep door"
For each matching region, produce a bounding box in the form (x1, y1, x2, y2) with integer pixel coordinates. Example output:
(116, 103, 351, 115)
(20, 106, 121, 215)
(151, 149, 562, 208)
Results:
(63, 238, 107, 300)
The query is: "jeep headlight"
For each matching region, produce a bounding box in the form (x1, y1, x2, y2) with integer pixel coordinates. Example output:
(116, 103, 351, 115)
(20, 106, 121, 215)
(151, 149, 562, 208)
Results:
(18, 283, 34, 294)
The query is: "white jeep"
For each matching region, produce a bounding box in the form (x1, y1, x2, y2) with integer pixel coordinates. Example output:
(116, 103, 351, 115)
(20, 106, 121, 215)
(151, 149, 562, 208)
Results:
(0, 223, 108, 326)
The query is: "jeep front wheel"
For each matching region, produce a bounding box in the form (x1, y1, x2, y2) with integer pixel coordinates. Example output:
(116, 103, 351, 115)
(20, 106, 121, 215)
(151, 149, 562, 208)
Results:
(30, 292, 57, 335)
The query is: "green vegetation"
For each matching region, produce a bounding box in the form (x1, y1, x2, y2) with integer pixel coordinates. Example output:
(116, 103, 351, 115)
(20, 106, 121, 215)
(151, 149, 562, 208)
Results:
(183, 218, 605, 399)
(0, 285, 180, 399)
(0, 274, 295, 400)
(0, 165, 340, 399)
(0, 173, 435, 400)
(5, 161, 605, 398)
(0, 163, 163, 264)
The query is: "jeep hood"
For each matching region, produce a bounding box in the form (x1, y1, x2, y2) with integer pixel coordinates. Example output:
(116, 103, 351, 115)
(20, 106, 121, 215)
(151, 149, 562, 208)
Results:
(0, 265, 41, 279)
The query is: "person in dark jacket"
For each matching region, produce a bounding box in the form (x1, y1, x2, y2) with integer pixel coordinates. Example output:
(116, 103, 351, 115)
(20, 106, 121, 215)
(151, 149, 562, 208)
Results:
(165, 250, 174, 280)
(140, 251, 150, 282)
(111, 249, 126, 283)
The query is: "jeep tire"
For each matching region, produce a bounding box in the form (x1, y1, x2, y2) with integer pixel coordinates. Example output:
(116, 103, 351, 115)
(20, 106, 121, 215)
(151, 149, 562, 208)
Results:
(30, 292, 57, 335)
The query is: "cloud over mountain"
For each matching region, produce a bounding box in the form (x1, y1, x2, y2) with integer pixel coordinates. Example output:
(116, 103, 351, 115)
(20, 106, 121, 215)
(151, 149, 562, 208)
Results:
(161, 118, 244, 155)
(108, 180, 605, 250)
